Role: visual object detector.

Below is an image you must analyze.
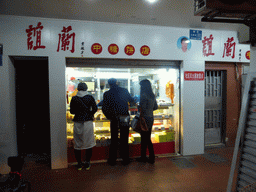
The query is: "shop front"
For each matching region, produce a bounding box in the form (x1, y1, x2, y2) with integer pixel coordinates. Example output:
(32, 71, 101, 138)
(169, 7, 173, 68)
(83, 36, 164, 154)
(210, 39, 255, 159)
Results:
(65, 59, 180, 162)
(0, 15, 251, 173)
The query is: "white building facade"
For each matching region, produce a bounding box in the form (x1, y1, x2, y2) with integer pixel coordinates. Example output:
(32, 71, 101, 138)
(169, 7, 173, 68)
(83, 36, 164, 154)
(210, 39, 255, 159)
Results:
(0, 15, 250, 173)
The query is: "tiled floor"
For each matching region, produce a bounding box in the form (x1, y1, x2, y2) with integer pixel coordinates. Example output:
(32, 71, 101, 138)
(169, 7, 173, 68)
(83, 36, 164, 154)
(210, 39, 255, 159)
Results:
(19, 147, 240, 192)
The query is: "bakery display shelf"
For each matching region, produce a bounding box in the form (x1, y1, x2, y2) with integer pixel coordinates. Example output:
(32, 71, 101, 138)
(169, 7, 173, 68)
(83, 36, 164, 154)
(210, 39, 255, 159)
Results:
(154, 117, 173, 120)
(68, 129, 172, 137)
(158, 105, 174, 108)
(68, 105, 173, 111)
(94, 117, 172, 122)
(94, 119, 110, 122)
(129, 105, 174, 109)
(97, 106, 139, 110)
(95, 133, 111, 136)
(152, 130, 174, 133)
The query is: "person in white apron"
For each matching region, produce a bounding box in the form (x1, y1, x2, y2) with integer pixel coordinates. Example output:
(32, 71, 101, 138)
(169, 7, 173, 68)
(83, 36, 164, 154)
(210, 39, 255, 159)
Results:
(70, 82, 98, 170)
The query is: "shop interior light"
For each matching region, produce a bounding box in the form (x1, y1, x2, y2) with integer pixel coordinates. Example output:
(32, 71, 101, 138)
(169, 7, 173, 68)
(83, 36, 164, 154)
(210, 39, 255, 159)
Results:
(158, 68, 167, 73)
(66, 68, 91, 78)
(95, 72, 131, 79)
(158, 68, 177, 80)
(146, 0, 158, 3)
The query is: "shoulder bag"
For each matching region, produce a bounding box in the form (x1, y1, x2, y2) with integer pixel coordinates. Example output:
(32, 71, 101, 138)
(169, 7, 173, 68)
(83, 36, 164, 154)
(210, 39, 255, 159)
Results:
(131, 107, 148, 133)
(77, 96, 91, 111)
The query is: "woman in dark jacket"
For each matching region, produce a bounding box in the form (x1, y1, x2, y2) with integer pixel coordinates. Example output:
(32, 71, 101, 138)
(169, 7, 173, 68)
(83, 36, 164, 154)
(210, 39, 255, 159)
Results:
(70, 82, 98, 170)
(137, 79, 158, 164)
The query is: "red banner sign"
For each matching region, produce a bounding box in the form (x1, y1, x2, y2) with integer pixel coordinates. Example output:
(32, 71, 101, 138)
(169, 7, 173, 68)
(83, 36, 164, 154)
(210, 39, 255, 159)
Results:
(184, 71, 205, 81)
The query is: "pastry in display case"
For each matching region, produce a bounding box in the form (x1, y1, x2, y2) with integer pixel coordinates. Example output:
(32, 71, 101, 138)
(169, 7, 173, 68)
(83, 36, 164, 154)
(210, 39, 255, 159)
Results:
(66, 111, 74, 137)
(67, 104, 175, 145)
(130, 133, 141, 144)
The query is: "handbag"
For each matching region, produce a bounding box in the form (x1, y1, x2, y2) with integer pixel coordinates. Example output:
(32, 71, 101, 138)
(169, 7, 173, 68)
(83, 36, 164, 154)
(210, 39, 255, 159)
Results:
(131, 108, 148, 133)
(118, 115, 130, 127)
(131, 113, 140, 130)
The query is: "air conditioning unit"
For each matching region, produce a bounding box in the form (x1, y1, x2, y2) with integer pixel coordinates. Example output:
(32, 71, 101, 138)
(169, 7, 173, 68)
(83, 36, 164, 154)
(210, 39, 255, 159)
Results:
(238, 25, 250, 44)
(194, 0, 256, 18)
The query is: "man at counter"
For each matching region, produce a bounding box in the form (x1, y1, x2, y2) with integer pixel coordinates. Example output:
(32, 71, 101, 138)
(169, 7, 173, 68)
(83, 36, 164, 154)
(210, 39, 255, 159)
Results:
(102, 78, 135, 166)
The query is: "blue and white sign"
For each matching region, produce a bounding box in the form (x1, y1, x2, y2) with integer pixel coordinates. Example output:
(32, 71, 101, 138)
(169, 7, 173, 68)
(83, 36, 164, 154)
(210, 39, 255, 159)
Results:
(190, 30, 202, 40)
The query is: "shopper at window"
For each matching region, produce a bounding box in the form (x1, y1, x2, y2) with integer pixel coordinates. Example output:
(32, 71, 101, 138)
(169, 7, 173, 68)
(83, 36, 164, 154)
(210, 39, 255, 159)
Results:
(102, 78, 135, 166)
(137, 79, 158, 164)
(70, 82, 98, 170)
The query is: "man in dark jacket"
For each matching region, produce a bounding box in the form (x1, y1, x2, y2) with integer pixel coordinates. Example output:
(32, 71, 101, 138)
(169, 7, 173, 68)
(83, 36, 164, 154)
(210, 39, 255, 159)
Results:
(102, 78, 135, 165)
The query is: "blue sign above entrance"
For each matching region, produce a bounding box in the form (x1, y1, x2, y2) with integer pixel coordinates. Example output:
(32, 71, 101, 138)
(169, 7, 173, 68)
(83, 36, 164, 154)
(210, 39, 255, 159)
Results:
(190, 30, 202, 40)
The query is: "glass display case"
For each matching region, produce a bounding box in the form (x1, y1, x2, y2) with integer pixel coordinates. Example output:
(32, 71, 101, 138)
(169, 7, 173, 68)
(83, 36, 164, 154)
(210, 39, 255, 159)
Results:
(66, 67, 179, 160)
(66, 104, 175, 145)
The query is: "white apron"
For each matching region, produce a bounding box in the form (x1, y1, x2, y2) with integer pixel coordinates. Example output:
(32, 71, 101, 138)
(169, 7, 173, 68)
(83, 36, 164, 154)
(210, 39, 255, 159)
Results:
(73, 121, 96, 150)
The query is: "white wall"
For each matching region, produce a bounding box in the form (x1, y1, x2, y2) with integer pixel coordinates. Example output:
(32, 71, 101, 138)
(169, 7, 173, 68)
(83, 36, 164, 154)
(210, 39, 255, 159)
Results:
(180, 60, 205, 155)
(250, 46, 256, 72)
(0, 56, 17, 173)
(0, 15, 250, 173)
(48, 56, 68, 169)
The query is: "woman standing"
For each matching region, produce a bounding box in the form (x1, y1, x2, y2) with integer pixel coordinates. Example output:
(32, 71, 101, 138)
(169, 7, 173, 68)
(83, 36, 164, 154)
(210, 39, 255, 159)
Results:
(70, 82, 98, 170)
(137, 79, 158, 164)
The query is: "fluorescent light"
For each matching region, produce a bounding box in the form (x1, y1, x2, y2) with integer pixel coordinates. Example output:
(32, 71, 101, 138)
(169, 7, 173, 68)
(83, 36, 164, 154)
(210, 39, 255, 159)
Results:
(96, 72, 131, 79)
(147, 0, 158, 3)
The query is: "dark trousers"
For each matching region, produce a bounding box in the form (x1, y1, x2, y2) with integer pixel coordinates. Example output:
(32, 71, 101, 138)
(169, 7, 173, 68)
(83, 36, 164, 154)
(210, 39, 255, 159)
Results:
(109, 117, 130, 162)
(140, 116, 155, 159)
(74, 148, 93, 164)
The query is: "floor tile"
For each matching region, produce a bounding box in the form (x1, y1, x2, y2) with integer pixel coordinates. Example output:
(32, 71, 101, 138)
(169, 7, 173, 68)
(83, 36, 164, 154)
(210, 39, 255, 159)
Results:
(13, 147, 240, 192)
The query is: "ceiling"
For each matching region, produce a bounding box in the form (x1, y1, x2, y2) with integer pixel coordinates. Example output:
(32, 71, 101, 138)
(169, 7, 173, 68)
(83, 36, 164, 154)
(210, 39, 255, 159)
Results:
(0, 0, 246, 31)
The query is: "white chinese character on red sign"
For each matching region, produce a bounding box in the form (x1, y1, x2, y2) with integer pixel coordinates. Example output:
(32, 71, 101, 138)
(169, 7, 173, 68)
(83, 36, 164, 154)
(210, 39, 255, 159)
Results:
(57, 26, 75, 53)
(223, 37, 236, 59)
(26, 22, 46, 50)
(202, 34, 215, 57)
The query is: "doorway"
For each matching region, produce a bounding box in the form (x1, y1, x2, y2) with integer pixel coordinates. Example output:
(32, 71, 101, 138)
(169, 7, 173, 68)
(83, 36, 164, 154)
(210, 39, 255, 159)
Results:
(204, 70, 227, 145)
(205, 63, 242, 147)
(12, 56, 51, 163)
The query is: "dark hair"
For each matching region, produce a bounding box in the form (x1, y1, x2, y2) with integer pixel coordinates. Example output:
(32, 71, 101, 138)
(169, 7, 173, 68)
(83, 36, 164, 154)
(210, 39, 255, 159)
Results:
(140, 79, 154, 98)
(108, 78, 117, 85)
(181, 37, 188, 43)
(77, 82, 88, 91)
